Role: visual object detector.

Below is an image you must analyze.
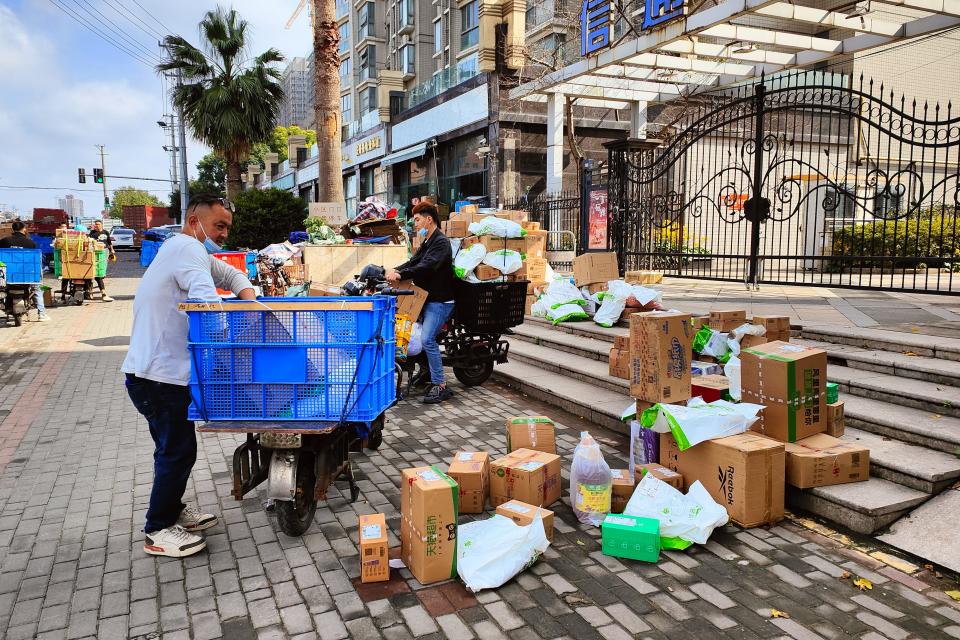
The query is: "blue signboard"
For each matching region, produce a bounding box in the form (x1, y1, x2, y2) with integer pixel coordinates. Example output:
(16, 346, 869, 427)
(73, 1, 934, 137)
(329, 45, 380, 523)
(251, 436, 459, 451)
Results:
(642, 0, 685, 30)
(580, 0, 612, 56)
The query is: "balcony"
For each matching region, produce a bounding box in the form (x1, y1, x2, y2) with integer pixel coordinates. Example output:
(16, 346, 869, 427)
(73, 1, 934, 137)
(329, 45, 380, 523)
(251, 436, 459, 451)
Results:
(408, 54, 479, 109)
(336, 0, 350, 20)
(525, 0, 557, 30)
(346, 110, 382, 138)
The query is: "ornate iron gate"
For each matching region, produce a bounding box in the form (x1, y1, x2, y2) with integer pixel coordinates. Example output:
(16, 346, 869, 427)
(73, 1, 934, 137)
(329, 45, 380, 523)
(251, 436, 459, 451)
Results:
(606, 70, 960, 293)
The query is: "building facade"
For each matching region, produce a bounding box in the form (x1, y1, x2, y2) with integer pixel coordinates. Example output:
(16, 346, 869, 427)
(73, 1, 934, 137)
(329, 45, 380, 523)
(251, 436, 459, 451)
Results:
(279, 57, 312, 129)
(57, 194, 84, 219)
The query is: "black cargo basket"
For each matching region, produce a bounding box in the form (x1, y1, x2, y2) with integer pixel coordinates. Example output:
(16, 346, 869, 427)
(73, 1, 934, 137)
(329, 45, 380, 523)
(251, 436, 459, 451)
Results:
(454, 280, 529, 332)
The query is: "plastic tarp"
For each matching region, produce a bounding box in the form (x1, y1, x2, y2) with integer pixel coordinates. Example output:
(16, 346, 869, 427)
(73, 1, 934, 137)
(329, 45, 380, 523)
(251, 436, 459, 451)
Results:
(640, 397, 764, 451)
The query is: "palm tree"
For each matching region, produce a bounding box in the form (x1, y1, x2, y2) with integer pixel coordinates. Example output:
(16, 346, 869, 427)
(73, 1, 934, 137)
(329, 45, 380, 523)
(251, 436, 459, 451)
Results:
(312, 1, 345, 204)
(157, 7, 284, 200)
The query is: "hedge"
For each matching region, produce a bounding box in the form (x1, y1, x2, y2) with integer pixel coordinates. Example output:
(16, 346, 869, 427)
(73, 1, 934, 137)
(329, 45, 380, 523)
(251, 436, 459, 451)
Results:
(830, 214, 960, 269)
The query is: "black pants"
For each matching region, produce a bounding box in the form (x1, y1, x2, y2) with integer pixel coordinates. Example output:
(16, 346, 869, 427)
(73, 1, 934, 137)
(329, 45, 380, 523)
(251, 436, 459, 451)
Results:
(125, 374, 196, 533)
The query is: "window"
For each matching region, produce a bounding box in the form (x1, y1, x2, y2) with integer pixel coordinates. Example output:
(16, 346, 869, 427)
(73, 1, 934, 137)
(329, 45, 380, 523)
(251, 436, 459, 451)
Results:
(433, 20, 443, 55)
(338, 23, 350, 53)
(339, 57, 351, 86)
(460, 2, 479, 50)
(341, 93, 352, 124)
(525, 0, 555, 29)
(398, 0, 415, 28)
(874, 187, 905, 217)
(358, 45, 377, 82)
(358, 2, 375, 40)
(336, 0, 350, 20)
(390, 93, 406, 116)
(359, 86, 378, 114)
(400, 44, 416, 75)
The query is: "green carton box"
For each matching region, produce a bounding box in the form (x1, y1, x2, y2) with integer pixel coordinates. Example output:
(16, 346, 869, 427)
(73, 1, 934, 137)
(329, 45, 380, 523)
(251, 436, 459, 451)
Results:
(601, 513, 660, 563)
(826, 382, 839, 404)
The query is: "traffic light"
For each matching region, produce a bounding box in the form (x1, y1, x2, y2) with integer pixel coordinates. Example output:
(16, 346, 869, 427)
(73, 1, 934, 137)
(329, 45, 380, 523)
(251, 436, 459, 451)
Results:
(104, 197, 110, 207)
(78, 168, 86, 184)
(93, 168, 104, 184)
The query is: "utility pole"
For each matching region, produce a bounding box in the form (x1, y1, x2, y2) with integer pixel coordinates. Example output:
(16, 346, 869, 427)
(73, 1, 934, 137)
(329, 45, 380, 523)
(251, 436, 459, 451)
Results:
(96, 144, 108, 213)
(176, 70, 189, 218)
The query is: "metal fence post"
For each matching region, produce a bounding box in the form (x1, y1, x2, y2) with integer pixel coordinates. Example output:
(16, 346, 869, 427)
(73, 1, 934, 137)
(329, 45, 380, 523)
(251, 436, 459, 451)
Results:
(580, 166, 593, 255)
(747, 82, 767, 288)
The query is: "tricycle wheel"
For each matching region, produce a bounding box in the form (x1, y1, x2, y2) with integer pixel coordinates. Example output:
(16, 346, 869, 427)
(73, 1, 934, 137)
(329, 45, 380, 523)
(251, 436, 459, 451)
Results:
(275, 451, 317, 536)
(13, 313, 22, 327)
(366, 415, 385, 450)
(453, 360, 494, 387)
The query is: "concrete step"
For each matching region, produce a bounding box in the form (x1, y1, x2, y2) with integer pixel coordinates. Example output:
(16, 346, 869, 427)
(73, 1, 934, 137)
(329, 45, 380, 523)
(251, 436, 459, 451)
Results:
(786, 477, 930, 535)
(878, 487, 960, 573)
(829, 364, 960, 419)
(506, 338, 630, 395)
(842, 395, 960, 455)
(800, 324, 960, 362)
(524, 315, 628, 343)
(842, 428, 960, 493)
(797, 338, 960, 387)
(510, 322, 612, 363)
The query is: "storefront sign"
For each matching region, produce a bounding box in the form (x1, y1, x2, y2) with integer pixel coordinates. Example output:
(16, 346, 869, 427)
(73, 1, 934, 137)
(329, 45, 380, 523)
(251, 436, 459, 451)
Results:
(581, 0, 612, 56)
(642, 0, 686, 30)
(587, 188, 609, 250)
(342, 130, 386, 170)
(356, 136, 381, 155)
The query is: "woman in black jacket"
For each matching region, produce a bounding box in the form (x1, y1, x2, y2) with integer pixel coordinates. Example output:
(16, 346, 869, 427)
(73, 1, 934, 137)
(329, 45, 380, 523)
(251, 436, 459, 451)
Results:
(386, 202, 455, 404)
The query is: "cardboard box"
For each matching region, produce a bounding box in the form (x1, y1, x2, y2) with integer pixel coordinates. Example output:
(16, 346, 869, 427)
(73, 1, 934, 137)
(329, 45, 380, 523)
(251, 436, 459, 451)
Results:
(634, 463, 683, 490)
(625, 270, 663, 285)
(505, 416, 557, 454)
(629, 312, 694, 404)
(784, 433, 869, 488)
(613, 334, 629, 351)
(573, 252, 619, 286)
(518, 257, 548, 285)
(752, 315, 791, 333)
(396, 280, 428, 321)
(827, 382, 839, 404)
(691, 374, 730, 403)
(521, 221, 541, 231)
(474, 264, 502, 281)
(461, 234, 546, 259)
(691, 315, 711, 330)
(660, 432, 785, 528)
(741, 341, 827, 443)
(608, 347, 630, 380)
(767, 329, 791, 343)
(459, 204, 479, 215)
(400, 467, 459, 585)
(489, 448, 562, 507)
(709, 310, 747, 332)
(826, 401, 845, 437)
(447, 451, 489, 514)
(444, 220, 469, 238)
(525, 294, 536, 315)
(495, 500, 555, 542)
(601, 514, 660, 563)
(691, 360, 723, 377)
(740, 334, 768, 349)
(358, 514, 389, 583)
(609, 469, 635, 513)
(635, 399, 655, 415)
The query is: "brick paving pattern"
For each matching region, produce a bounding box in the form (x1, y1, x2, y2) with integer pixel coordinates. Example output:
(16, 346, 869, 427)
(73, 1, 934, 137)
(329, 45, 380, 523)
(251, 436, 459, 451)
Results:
(0, 254, 957, 639)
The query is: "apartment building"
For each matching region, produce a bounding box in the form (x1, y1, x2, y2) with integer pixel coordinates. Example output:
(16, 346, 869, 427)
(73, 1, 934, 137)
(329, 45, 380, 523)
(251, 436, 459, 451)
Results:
(279, 57, 312, 129)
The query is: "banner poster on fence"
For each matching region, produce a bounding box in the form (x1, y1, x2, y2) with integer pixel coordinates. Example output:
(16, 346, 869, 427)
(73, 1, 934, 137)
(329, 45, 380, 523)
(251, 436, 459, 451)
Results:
(588, 189, 609, 250)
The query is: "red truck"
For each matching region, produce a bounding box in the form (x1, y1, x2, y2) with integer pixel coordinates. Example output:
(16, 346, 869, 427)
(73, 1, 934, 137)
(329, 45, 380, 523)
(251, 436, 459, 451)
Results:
(122, 205, 172, 247)
(32, 208, 70, 234)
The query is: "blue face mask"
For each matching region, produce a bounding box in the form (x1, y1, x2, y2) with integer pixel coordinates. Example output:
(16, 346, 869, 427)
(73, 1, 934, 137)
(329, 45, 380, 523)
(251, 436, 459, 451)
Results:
(197, 220, 221, 254)
(418, 228, 427, 237)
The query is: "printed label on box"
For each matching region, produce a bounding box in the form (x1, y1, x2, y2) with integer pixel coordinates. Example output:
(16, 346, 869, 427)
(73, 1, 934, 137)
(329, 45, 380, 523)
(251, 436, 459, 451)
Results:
(604, 515, 635, 527)
(504, 503, 531, 514)
(417, 470, 441, 482)
(361, 524, 382, 540)
(576, 484, 611, 512)
(457, 452, 475, 461)
(516, 461, 544, 472)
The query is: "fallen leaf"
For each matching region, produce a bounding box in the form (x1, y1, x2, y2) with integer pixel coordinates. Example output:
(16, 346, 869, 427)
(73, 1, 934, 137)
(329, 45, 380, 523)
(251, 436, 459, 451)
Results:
(770, 609, 791, 619)
(904, 351, 918, 356)
(575, 540, 585, 546)
(839, 571, 852, 579)
(853, 577, 873, 591)
(946, 590, 960, 602)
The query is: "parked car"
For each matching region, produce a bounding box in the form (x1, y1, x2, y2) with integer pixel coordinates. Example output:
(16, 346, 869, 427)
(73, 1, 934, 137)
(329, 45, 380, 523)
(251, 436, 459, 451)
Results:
(110, 227, 136, 250)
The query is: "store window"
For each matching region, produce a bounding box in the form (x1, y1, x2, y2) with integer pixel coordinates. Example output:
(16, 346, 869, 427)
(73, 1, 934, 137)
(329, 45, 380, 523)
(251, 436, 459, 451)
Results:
(460, 2, 479, 50)
(437, 134, 488, 204)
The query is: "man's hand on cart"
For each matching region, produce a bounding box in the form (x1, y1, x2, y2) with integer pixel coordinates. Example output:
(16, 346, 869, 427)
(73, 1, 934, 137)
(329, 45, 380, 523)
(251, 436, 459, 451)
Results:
(385, 269, 401, 284)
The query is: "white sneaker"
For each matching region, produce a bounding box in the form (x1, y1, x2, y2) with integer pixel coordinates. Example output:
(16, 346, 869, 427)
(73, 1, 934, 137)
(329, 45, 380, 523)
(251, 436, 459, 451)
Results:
(37, 314, 51, 322)
(144, 525, 206, 558)
(101, 295, 114, 302)
(177, 505, 218, 532)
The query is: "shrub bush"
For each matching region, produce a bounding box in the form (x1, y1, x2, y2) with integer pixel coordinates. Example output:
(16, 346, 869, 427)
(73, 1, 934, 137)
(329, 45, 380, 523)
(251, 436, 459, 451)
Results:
(226, 188, 308, 250)
(830, 213, 960, 270)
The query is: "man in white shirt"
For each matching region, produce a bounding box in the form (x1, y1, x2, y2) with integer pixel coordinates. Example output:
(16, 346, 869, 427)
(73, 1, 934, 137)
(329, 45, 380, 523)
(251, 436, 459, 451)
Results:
(122, 194, 255, 558)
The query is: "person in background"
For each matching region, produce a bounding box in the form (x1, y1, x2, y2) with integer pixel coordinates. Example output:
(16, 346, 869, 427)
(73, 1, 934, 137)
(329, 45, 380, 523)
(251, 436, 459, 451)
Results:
(122, 194, 255, 558)
(0, 220, 50, 322)
(88, 219, 115, 302)
(385, 202, 456, 404)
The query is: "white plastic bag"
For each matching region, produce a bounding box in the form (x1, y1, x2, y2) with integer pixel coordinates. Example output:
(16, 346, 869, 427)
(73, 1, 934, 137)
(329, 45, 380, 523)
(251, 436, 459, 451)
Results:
(699, 329, 731, 358)
(569, 432, 612, 526)
(724, 355, 742, 401)
(468, 216, 525, 238)
(531, 297, 549, 318)
(624, 474, 729, 545)
(641, 397, 763, 451)
(594, 296, 627, 328)
(542, 279, 585, 308)
(453, 243, 487, 279)
(457, 513, 550, 591)
(627, 284, 661, 307)
(482, 249, 523, 274)
(547, 303, 589, 325)
(408, 322, 423, 356)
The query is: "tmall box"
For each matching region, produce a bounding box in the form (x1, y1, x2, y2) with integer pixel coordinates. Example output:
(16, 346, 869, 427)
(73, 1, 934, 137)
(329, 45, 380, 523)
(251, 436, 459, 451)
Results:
(601, 514, 660, 563)
(691, 374, 730, 403)
(505, 416, 557, 454)
(609, 347, 630, 380)
(573, 252, 619, 286)
(358, 514, 389, 583)
(826, 401, 845, 437)
(447, 451, 489, 514)
(629, 312, 693, 404)
(495, 500, 555, 542)
(784, 433, 869, 488)
(634, 463, 683, 491)
(660, 432, 785, 528)
(400, 466, 459, 585)
(741, 341, 827, 443)
(710, 310, 747, 332)
(490, 449, 562, 508)
(609, 469, 634, 513)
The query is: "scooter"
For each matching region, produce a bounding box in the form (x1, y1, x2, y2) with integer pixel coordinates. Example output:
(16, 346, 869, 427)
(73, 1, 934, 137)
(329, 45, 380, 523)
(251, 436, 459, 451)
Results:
(2, 284, 36, 327)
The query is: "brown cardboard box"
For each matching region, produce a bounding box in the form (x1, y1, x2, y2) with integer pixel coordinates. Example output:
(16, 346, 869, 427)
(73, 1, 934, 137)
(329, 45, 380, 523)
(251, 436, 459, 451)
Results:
(585, 282, 607, 295)
(660, 432, 785, 528)
(447, 451, 489, 513)
(400, 467, 459, 585)
(691, 374, 730, 403)
(573, 252, 619, 286)
(609, 469, 635, 513)
(634, 463, 684, 490)
(505, 416, 557, 454)
(358, 513, 389, 583)
(459, 204, 479, 215)
(498, 209, 529, 222)
(495, 500, 555, 542)
(710, 310, 747, 331)
(740, 334, 769, 349)
(625, 270, 663, 285)
(462, 234, 546, 258)
(767, 329, 791, 342)
(521, 221, 541, 231)
(613, 335, 629, 351)
(396, 280, 428, 321)
(609, 347, 630, 380)
(525, 294, 537, 315)
(629, 312, 693, 404)
(691, 314, 711, 329)
(636, 399, 655, 416)
(826, 401, 845, 437)
(489, 449, 562, 507)
(751, 315, 791, 333)
(784, 433, 869, 488)
(474, 264, 502, 281)
(444, 220, 469, 237)
(741, 341, 827, 443)
(520, 257, 549, 285)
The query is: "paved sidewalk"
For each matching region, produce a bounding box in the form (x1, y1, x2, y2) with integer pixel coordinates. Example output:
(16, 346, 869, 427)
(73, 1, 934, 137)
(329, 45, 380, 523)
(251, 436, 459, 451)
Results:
(0, 255, 958, 640)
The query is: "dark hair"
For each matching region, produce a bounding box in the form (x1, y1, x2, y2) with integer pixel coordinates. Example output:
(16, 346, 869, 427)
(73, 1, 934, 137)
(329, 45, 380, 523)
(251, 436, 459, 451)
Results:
(187, 193, 233, 215)
(11, 220, 25, 233)
(412, 202, 440, 227)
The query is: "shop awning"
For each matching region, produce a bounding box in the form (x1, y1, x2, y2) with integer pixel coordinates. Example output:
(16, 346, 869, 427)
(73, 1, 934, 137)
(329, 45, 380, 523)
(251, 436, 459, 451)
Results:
(380, 142, 428, 168)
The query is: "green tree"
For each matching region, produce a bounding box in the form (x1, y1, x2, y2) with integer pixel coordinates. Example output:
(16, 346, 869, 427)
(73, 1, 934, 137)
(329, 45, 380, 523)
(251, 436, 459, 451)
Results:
(109, 186, 163, 220)
(157, 7, 284, 200)
(226, 188, 308, 250)
(249, 125, 317, 166)
(168, 179, 226, 221)
(196, 153, 226, 193)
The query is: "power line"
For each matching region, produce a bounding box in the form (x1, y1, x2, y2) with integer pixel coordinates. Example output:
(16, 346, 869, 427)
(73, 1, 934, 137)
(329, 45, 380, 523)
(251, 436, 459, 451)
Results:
(69, 0, 162, 63)
(99, 0, 168, 41)
(45, 0, 157, 67)
(130, 0, 177, 36)
(0, 185, 171, 194)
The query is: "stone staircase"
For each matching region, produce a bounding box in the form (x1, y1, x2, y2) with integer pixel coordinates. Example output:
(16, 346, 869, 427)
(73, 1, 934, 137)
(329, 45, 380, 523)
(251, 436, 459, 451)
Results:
(494, 317, 960, 571)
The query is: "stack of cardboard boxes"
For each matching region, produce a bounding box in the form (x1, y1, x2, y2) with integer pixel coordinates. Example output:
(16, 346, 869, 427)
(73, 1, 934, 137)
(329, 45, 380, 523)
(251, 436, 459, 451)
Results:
(572, 252, 620, 295)
(54, 229, 103, 279)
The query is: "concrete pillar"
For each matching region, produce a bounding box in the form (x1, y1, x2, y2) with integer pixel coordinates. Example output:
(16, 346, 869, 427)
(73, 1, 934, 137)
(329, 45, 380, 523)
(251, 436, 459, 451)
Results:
(630, 101, 648, 139)
(546, 93, 564, 194)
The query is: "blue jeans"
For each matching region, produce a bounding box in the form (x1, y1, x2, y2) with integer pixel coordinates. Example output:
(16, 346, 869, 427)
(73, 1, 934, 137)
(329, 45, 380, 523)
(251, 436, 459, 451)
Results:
(125, 374, 196, 533)
(421, 301, 454, 386)
(31, 286, 45, 315)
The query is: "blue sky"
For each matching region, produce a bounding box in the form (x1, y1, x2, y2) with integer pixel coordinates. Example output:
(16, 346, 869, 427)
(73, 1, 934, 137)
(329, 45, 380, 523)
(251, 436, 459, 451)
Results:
(0, 1, 312, 217)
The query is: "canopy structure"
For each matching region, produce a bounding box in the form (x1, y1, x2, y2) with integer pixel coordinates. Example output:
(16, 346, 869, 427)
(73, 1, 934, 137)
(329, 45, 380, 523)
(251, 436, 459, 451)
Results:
(509, 0, 960, 191)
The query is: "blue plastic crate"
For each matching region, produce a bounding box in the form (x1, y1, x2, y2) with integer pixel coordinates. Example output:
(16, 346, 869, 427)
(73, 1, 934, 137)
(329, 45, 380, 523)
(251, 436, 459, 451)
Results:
(0, 248, 42, 284)
(245, 251, 257, 279)
(140, 240, 160, 268)
(30, 234, 55, 256)
(186, 296, 396, 422)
